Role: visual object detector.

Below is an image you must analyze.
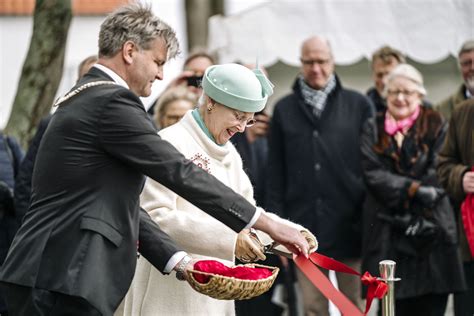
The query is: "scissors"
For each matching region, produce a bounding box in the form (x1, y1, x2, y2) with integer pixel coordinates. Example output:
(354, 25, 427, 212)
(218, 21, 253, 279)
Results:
(263, 242, 293, 259)
(248, 229, 293, 259)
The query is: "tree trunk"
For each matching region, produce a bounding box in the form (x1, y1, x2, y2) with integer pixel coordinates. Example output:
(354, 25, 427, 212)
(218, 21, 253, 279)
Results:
(185, 0, 224, 52)
(5, 0, 72, 148)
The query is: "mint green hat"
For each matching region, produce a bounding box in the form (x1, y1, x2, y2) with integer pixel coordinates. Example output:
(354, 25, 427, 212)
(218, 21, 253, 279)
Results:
(202, 63, 274, 112)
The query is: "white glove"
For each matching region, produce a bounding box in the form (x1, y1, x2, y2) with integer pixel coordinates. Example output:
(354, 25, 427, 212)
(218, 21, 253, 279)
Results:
(235, 229, 266, 263)
(301, 229, 318, 253)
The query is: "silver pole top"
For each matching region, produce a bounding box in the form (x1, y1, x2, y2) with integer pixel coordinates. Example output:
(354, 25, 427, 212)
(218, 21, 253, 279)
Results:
(379, 260, 400, 282)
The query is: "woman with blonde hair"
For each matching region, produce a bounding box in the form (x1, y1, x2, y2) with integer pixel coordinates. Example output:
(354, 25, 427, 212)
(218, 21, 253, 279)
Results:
(153, 86, 197, 129)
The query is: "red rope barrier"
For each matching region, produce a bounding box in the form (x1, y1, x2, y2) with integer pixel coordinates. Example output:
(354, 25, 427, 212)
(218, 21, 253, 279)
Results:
(294, 252, 388, 315)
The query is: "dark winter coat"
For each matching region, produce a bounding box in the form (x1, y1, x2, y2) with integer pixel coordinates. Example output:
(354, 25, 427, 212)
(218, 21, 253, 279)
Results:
(266, 76, 373, 259)
(435, 84, 469, 120)
(231, 132, 268, 207)
(0, 132, 24, 260)
(437, 98, 474, 261)
(361, 106, 466, 299)
(13, 115, 52, 220)
(0, 133, 23, 190)
(0, 132, 24, 312)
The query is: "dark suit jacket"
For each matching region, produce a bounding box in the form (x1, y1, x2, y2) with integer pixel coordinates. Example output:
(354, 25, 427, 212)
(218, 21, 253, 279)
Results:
(0, 67, 256, 315)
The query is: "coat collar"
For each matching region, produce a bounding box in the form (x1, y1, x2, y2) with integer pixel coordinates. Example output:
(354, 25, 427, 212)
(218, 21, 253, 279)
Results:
(80, 66, 114, 82)
(92, 64, 129, 89)
(72, 66, 146, 111)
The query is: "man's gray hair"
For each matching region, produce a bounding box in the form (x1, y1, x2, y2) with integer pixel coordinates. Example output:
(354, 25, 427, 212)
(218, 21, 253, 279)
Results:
(458, 39, 474, 57)
(98, 3, 180, 59)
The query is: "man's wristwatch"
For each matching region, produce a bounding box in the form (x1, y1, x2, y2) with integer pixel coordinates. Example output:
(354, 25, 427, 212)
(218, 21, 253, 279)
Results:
(175, 255, 192, 281)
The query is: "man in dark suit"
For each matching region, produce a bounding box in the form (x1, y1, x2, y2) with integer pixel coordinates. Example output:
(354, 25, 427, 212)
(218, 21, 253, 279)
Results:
(0, 4, 309, 315)
(266, 36, 373, 315)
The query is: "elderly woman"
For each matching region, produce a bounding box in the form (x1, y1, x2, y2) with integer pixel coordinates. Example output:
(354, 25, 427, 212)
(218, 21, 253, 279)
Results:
(119, 64, 316, 316)
(153, 86, 197, 129)
(360, 64, 466, 315)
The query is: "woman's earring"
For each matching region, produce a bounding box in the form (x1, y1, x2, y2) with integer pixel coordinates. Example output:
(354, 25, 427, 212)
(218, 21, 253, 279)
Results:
(207, 103, 214, 112)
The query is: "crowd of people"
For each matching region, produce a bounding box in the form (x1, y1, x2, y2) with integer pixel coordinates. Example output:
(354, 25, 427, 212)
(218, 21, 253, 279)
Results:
(0, 2, 473, 316)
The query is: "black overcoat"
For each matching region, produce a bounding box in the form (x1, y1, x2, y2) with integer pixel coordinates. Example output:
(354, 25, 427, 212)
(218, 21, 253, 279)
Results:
(360, 107, 466, 298)
(266, 77, 373, 259)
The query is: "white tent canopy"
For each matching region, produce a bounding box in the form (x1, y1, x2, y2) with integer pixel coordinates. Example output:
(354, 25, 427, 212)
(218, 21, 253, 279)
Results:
(208, 0, 474, 66)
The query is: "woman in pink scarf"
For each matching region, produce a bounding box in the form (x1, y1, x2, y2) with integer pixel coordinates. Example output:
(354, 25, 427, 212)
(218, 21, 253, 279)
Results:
(360, 64, 466, 316)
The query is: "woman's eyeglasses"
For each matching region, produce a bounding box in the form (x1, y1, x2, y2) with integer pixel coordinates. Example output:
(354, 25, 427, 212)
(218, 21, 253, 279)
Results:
(386, 90, 418, 99)
(233, 111, 256, 127)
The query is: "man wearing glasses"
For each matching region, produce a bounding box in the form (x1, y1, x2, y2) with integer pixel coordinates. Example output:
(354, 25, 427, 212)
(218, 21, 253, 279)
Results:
(266, 36, 374, 316)
(436, 39, 474, 120)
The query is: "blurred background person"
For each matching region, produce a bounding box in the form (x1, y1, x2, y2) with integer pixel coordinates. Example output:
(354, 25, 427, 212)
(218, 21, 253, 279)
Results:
(437, 98, 474, 316)
(367, 45, 432, 119)
(230, 64, 280, 316)
(119, 63, 316, 316)
(147, 48, 215, 117)
(183, 49, 215, 80)
(231, 63, 270, 209)
(366, 45, 406, 117)
(153, 86, 197, 129)
(266, 35, 373, 316)
(77, 55, 99, 81)
(436, 39, 474, 120)
(14, 55, 98, 220)
(168, 48, 216, 95)
(361, 64, 466, 316)
(0, 130, 23, 316)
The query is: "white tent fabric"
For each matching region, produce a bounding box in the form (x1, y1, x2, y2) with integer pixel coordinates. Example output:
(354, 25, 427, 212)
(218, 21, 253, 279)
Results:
(208, 0, 474, 66)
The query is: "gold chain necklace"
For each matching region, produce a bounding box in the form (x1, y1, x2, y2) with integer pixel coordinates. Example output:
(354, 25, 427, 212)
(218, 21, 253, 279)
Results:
(53, 81, 117, 107)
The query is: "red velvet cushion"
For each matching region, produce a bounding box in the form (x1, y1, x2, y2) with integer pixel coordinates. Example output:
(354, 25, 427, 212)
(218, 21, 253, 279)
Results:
(193, 260, 273, 283)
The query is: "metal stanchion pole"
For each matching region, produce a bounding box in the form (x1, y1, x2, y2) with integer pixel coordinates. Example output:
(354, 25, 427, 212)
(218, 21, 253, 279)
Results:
(379, 260, 400, 316)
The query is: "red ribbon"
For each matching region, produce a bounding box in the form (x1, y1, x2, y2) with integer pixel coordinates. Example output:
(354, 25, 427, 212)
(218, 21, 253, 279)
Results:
(294, 252, 388, 315)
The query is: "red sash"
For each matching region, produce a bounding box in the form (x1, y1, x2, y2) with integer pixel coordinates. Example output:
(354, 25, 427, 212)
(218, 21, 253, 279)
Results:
(294, 252, 387, 316)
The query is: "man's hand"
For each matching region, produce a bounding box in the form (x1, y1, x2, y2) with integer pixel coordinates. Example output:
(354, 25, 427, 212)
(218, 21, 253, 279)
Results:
(252, 213, 310, 257)
(164, 71, 201, 95)
(166, 70, 195, 88)
(463, 171, 474, 194)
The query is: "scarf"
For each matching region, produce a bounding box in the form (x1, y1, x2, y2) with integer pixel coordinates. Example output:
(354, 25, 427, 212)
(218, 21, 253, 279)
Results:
(299, 74, 336, 118)
(384, 106, 421, 136)
(191, 108, 225, 146)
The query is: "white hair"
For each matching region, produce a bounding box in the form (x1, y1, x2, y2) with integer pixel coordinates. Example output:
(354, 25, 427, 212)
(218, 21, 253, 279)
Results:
(383, 64, 427, 96)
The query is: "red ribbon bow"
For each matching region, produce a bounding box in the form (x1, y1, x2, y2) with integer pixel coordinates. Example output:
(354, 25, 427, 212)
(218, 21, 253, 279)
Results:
(361, 271, 388, 313)
(295, 252, 388, 315)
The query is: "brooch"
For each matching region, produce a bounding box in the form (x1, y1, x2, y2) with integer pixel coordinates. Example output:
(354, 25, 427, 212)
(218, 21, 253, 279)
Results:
(190, 153, 211, 173)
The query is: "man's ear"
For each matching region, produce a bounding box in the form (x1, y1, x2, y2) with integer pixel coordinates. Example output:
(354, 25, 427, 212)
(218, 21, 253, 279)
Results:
(122, 41, 136, 65)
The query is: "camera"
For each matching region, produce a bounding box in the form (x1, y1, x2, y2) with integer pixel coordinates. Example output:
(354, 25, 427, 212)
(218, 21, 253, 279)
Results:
(186, 75, 203, 88)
